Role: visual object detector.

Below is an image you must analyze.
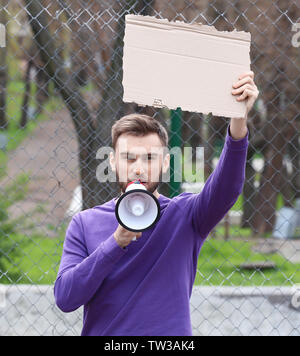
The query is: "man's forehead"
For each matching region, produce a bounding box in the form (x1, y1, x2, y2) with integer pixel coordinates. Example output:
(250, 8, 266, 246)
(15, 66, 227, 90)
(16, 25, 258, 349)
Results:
(116, 134, 165, 153)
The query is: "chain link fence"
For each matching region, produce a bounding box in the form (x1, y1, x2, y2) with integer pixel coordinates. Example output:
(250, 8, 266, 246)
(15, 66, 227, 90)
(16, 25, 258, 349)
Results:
(0, 0, 299, 335)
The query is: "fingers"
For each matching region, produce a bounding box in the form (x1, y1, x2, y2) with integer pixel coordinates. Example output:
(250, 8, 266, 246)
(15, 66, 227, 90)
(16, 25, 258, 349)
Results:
(232, 83, 253, 95)
(230, 71, 259, 113)
(232, 71, 259, 102)
(232, 71, 255, 90)
(236, 88, 255, 101)
(135, 232, 142, 239)
(131, 232, 142, 242)
(238, 71, 254, 80)
(233, 75, 254, 89)
(114, 224, 143, 248)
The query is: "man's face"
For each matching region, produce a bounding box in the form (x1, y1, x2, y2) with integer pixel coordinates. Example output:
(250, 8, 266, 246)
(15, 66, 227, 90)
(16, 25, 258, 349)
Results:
(110, 133, 170, 194)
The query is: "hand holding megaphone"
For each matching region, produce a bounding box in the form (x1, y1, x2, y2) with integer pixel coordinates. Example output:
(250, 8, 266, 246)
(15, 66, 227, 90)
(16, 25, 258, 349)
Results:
(113, 224, 142, 249)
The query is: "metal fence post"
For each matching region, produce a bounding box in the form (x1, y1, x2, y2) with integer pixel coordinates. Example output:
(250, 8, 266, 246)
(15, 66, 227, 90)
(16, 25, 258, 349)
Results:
(169, 107, 182, 197)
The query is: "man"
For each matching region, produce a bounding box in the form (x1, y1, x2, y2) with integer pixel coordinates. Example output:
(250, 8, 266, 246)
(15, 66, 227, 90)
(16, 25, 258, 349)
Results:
(54, 71, 259, 336)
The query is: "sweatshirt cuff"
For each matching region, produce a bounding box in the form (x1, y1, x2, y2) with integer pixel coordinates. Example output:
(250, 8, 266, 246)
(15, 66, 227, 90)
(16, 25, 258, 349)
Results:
(225, 124, 249, 150)
(101, 233, 128, 262)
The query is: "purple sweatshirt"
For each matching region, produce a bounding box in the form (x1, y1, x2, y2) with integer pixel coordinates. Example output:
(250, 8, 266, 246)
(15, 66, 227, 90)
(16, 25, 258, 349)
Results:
(54, 124, 249, 336)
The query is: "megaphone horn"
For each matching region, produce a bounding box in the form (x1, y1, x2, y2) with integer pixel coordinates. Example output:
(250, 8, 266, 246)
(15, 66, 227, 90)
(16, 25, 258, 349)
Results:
(115, 180, 161, 234)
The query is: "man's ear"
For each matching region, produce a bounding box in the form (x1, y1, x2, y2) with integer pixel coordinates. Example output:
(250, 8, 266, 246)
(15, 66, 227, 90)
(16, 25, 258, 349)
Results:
(109, 151, 116, 172)
(162, 152, 170, 174)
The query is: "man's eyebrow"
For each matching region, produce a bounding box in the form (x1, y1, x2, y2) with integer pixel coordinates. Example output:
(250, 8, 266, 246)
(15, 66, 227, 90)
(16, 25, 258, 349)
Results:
(119, 152, 159, 157)
(120, 152, 136, 158)
(120, 152, 135, 156)
(145, 153, 158, 157)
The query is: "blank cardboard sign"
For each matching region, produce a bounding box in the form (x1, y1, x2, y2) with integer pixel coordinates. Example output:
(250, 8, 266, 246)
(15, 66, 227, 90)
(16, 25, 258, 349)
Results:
(122, 15, 251, 118)
(0, 24, 5, 48)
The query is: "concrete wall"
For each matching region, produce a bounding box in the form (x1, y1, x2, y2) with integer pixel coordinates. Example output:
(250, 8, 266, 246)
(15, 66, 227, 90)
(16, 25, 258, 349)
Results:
(0, 285, 299, 336)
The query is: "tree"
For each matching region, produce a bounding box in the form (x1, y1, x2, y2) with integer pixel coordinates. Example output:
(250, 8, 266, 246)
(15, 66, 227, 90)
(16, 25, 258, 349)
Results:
(24, 0, 99, 210)
(24, 0, 161, 209)
(153, 0, 300, 236)
(0, 0, 8, 130)
(246, 0, 300, 234)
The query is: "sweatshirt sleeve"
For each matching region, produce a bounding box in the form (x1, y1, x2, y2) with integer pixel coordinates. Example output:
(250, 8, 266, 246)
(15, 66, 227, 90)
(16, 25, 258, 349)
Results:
(54, 212, 128, 313)
(176, 124, 249, 240)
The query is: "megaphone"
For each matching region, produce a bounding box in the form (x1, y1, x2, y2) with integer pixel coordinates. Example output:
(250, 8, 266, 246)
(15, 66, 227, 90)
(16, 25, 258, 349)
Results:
(115, 180, 161, 237)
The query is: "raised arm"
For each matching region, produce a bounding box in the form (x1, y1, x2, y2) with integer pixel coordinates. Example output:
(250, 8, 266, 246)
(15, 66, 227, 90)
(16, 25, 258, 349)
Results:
(175, 71, 258, 240)
(188, 124, 249, 239)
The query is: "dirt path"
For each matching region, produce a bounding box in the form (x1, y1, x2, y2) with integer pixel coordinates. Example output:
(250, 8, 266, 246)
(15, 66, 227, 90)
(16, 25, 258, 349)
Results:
(2, 108, 80, 237)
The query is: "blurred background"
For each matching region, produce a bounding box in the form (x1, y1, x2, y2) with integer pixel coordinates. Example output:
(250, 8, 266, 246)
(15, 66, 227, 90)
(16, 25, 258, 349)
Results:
(0, 0, 299, 335)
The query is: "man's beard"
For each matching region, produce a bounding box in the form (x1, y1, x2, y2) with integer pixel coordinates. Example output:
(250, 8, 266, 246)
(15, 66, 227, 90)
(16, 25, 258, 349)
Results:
(116, 170, 163, 195)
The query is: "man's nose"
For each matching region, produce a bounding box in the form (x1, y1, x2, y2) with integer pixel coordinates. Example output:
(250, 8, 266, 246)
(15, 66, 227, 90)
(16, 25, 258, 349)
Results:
(135, 167, 141, 175)
(132, 160, 145, 177)
(133, 166, 143, 176)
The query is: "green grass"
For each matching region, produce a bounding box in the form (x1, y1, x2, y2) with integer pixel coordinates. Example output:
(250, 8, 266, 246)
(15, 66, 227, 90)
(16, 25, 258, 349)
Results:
(0, 80, 62, 180)
(0, 165, 65, 286)
(4, 80, 62, 151)
(0, 61, 65, 285)
(0, 231, 65, 285)
(1, 227, 299, 286)
(214, 224, 253, 238)
(195, 238, 300, 286)
(0, 151, 7, 180)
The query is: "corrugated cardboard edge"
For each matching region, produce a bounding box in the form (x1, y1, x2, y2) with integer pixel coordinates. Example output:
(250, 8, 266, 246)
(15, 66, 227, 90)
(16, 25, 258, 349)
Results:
(0, 24, 5, 48)
(126, 98, 247, 119)
(125, 14, 251, 42)
(132, 102, 246, 119)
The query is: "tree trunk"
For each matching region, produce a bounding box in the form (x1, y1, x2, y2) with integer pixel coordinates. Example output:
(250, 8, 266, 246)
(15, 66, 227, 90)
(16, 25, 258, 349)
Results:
(0, 0, 8, 130)
(20, 59, 33, 129)
(89, 14, 126, 206)
(24, 0, 96, 210)
(181, 112, 202, 164)
(0, 46, 7, 130)
(241, 150, 256, 229)
(241, 122, 265, 229)
(289, 126, 300, 201)
(91, 0, 157, 205)
(279, 122, 295, 208)
(249, 0, 298, 235)
(251, 112, 285, 234)
(35, 63, 50, 116)
(25, 0, 158, 210)
(280, 157, 294, 208)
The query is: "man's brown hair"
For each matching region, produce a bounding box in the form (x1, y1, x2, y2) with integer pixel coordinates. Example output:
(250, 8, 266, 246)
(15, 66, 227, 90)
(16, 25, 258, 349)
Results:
(111, 113, 169, 150)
